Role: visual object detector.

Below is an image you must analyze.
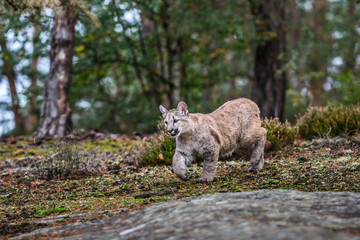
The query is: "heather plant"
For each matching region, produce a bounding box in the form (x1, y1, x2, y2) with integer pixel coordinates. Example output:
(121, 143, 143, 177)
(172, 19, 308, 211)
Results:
(262, 118, 297, 147)
(139, 123, 176, 166)
(296, 104, 360, 139)
(33, 142, 104, 180)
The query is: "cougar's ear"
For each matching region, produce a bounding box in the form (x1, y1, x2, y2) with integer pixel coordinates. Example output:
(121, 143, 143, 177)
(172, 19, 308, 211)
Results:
(159, 105, 168, 118)
(177, 101, 189, 116)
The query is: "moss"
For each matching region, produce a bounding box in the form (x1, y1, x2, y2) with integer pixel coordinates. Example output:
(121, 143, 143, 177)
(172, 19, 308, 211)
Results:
(34, 205, 69, 217)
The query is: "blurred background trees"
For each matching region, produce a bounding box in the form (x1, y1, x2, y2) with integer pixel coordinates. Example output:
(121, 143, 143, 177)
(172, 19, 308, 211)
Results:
(0, 0, 359, 137)
(249, 0, 287, 121)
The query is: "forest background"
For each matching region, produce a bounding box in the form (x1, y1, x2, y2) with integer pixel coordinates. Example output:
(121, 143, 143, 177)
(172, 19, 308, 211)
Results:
(0, 0, 359, 138)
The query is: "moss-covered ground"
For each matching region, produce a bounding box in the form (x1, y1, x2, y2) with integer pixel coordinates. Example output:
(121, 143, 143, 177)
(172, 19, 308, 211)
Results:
(1, 134, 359, 238)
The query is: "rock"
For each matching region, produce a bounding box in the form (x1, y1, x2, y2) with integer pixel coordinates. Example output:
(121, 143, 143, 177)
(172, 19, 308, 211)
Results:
(33, 210, 126, 224)
(11, 190, 360, 240)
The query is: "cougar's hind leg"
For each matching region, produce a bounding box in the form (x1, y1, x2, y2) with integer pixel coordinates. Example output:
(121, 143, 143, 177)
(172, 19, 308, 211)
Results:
(245, 127, 267, 172)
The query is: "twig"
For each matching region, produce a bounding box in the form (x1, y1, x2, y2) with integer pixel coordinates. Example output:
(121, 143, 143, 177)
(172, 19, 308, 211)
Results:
(134, 188, 178, 199)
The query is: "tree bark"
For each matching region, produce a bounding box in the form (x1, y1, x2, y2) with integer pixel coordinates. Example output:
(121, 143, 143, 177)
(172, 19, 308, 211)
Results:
(161, 0, 183, 106)
(0, 24, 25, 133)
(308, 0, 329, 106)
(343, 0, 357, 73)
(250, 1, 287, 121)
(34, 5, 77, 142)
(26, 23, 40, 132)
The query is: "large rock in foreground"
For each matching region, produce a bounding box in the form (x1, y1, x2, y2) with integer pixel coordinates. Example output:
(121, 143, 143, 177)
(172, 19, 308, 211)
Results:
(12, 190, 360, 240)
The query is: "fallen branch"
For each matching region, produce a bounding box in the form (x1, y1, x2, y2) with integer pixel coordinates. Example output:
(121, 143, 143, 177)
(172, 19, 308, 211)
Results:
(134, 188, 178, 199)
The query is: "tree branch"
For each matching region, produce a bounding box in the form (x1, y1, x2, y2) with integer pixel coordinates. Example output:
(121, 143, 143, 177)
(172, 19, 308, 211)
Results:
(4, 0, 22, 11)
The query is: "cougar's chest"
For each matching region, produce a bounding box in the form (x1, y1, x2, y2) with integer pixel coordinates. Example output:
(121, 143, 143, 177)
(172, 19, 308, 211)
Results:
(176, 134, 208, 156)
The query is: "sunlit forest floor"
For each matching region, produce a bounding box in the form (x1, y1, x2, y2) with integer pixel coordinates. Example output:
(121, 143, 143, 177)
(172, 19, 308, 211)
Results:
(1, 132, 360, 238)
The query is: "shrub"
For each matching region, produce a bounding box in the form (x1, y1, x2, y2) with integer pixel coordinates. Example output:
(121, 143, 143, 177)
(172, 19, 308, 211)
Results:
(139, 123, 176, 166)
(32, 142, 104, 180)
(262, 118, 297, 147)
(296, 104, 360, 139)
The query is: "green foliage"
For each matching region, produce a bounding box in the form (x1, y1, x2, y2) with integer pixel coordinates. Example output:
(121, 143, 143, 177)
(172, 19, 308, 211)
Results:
(139, 123, 176, 166)
(34, 205, 69, 217)
(268, 179, 280, 184)
(0, 0, 99, 25)
(70, 0, 252, 133)
(284, 88, 309, 124)
(32, 142, 104, 180)
(262, 118, 297, 147)
(327, 71, 360, 105)
(1, 0, 360, 137)
(296, 104, 360, 139)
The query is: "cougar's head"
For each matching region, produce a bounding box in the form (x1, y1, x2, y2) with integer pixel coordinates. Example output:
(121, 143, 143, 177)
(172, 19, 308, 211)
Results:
(159, 101, 190, 138)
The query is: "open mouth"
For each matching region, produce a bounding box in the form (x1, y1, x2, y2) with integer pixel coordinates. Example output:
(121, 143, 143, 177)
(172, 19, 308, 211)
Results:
(169, 129, 179, 137)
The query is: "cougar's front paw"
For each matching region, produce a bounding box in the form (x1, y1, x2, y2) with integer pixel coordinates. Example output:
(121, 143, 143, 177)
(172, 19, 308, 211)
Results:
(196, 176, 214, 183)
(178, 175, 189, 181)
(175, 172, 189, 181)
(247, 166, 262, 172)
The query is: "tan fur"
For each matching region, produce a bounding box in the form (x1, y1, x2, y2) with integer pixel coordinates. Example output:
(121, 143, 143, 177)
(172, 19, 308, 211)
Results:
(159, 98, 267, 182)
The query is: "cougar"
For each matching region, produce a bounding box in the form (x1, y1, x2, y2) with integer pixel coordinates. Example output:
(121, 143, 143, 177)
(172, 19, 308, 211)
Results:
(159, 98, 271, 182)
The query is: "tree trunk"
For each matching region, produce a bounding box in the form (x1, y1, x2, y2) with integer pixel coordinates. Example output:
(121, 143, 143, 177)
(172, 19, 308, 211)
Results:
(26, 23, 40, 133)
(343, 0, 357, 73)
(34, 6, 77, 142)
(171, 38, 183, 105)
(0, 24, 25, 133)
(308, 0, 329, 106)
(250, 1, 287, 121)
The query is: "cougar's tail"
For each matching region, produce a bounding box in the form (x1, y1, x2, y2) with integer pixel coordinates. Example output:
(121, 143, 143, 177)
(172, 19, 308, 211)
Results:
(265, 140, 276, 151)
